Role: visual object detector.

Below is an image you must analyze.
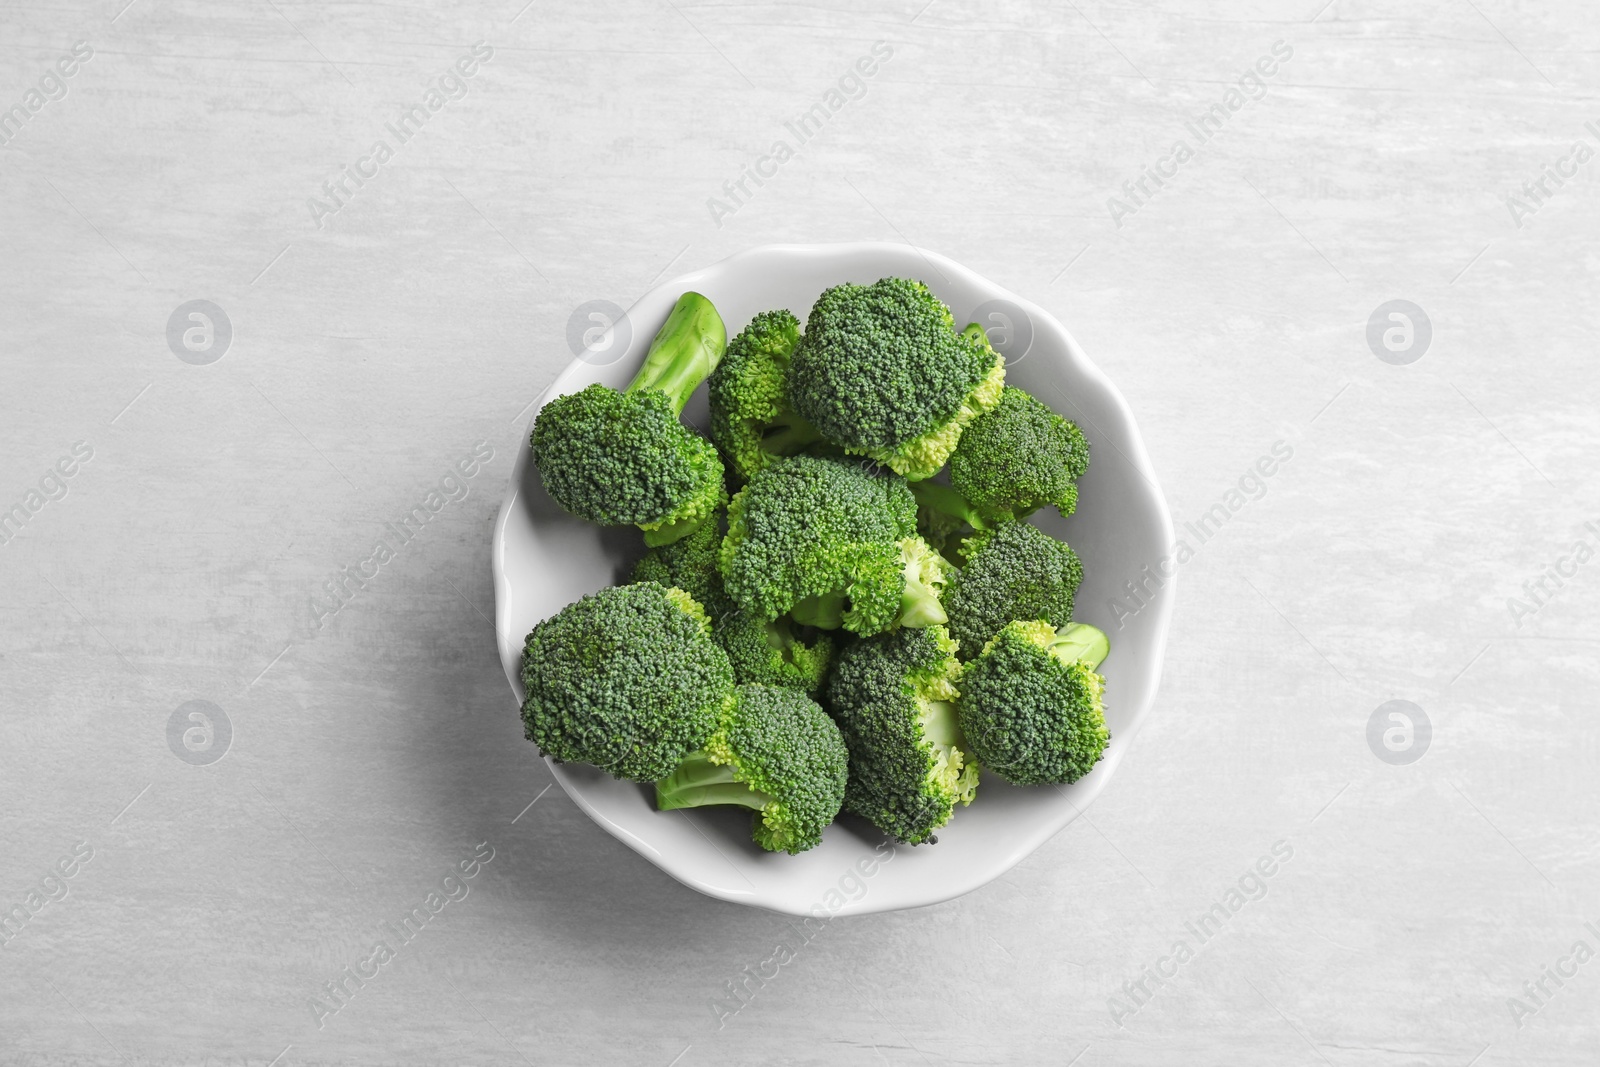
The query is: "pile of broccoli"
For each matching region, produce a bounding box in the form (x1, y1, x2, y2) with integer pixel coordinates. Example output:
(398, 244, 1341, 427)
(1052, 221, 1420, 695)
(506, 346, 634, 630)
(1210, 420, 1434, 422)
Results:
(522, 278, 1113, 855)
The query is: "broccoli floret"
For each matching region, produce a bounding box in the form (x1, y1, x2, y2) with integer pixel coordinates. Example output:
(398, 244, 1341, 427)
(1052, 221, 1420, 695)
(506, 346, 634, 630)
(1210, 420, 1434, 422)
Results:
(715, 611, 836, 698)
(656, 683, 848, 854)
(631, 499, 835, 692)
(630, 507, 726, 611)
(824, 625, 979, 844)
(707, 309, 822, 480)
(958, 621, 1110, 785)
(720, 454, 946, 636)
(632, 504, 835, 694)
(786, 278, 1005, 481)
(943, 520, 1083, 660)
(532, 292, 728, 546)
(520, 582, 733, 782)
(949, 386, 1089, 522)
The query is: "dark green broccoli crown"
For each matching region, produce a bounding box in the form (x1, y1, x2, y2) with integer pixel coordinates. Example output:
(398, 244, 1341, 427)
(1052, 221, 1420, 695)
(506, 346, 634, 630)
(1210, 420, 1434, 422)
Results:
(714, 611, 835, 697)
(949, 386, 1089, 520)
(654, 683, 847, 854)
(786, 278, 1005, 476)
(707, 309, 820, 480)
(944, 520, 1083, 660)
(957, 620, 1109, 785)
(720, 454, 918, 635)
(824, 625, 978, 844)
(532, 383, 725, 534)
(630, 507, 727, 611)
(520, 582, 733, 782)
(719, 684, 848, 853)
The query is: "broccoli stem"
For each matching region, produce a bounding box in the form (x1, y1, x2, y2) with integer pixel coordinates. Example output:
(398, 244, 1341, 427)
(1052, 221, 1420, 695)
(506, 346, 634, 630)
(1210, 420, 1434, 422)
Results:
(910, 482, 992, 532)
(761, 617, 792, 651)
(791, 593, 845, 630)
(655, 750, 772, 812)
(920, 698, 962, 746)
(899, 572, 948, 628)
(641, 512, 708, 548)
(759, 415, 822, 456)
(897, 536, 949, 629)
(958, 321, 992, 348)
(1049, 623, 1109, 671)
(917, 693, 978, 806)
(760, 617, 812, 667)
(627, 292, 728, 414)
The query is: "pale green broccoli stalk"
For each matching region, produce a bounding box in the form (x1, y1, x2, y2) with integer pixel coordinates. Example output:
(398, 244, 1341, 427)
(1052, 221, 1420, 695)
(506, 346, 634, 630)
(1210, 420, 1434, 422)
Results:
(898, 535, 953, 628)
(957, 621, 1110, 786)
(656, 683, 848, 854)
(785, 278, 1005, 481)
(520, 582, 734, 782)
(948, 385, 1089, 522)
(531, 292, 728, 546)
(707, 309, 822, 480)
(909, 481, 993, 564)
(824, 625, 979, 844)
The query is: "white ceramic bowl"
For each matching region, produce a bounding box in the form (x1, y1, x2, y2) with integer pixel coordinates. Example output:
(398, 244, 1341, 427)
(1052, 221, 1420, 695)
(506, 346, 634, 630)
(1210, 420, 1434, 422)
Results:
(492, 243, 1174, 916)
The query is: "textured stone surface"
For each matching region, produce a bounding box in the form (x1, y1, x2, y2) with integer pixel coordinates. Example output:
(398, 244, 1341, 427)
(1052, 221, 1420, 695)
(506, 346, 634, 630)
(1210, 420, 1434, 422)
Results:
(1, 0, 1596, 1063)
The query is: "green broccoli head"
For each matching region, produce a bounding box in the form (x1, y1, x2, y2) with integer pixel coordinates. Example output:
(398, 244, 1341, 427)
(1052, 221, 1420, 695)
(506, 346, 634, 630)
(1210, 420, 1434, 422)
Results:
(958, 621, 1109, 786)
(520, 581, 733, 782)
(714, 611, 835, 698)
(824, 625, 979, 844)
(707, 309, 822, 480)
(532, 292, 728, 545)
(721, 454, 942, 636)
(786, 278, 1005, 481)
(630, 505, 727, 612)
(632, 503, 834, 694)
(949, 386, 1089, 521)
(656, 683, 848, 854)
(943, 520, 1083, 660)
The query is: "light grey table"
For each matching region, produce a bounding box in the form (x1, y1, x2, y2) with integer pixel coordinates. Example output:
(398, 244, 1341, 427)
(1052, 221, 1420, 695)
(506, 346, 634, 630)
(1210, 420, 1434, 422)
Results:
(3, 1, 1596, 1063)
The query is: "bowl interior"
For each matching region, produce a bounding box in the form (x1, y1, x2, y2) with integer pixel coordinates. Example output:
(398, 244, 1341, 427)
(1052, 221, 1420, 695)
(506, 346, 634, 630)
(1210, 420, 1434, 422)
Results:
(492, 243, 1174, 916)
